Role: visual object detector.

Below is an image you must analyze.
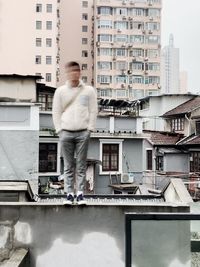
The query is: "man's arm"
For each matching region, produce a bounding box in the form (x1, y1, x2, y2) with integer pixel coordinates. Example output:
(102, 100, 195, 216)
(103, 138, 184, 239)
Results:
(88, 87, 98, 132)
(52, 89, 62, 134)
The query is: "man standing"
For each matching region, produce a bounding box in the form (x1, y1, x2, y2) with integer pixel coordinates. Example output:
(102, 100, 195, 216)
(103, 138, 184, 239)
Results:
(52, 62, 97, 204)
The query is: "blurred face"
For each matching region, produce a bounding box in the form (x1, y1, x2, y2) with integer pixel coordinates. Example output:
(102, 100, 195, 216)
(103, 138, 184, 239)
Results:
(66, 65, 81, 85)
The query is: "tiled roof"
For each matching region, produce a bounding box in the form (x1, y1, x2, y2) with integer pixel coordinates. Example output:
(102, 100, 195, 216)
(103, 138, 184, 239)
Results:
(147, 131, 183, 145)
(178, 134, 200, 145)
(163, 97, 200, 117)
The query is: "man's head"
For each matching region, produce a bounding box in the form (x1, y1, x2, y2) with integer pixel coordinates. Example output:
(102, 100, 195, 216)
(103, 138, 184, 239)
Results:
(65, 61, 81, 86)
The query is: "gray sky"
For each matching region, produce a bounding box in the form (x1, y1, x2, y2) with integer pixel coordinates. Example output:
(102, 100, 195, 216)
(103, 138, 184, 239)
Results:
(162, 0, 200, 93)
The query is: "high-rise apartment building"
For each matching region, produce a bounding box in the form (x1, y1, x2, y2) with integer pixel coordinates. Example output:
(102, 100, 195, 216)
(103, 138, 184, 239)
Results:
(161, 34, 180, 94)
(59, 0, 162, 100)
(58, 0, 94, 87)
(93, 0, 162, 100)
(0, 0, 60, 87)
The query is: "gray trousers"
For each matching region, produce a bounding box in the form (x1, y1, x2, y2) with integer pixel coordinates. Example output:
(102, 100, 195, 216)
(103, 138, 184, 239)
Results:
(60, 129, 90, 194)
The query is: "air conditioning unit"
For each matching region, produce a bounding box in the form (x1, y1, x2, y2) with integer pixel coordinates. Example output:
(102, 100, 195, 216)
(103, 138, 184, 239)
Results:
(96, 15, 100, 19)
(96, 41, 100, 47)
(149, 17, 154, 21)
(130, 1, 135, 5)
(121, 83, 125, 88)
(122, 16, 127, 20)
(128, 43, 133, 47)
(113, 56, 117, 61)
(144, 57, 149, 61)
(111, 42, 114, 45)
(144, 71, 148, 75)
(117, 29, 122, 33)
(122, 0, 126, 5)
(129, 17, 133, 20)
(149, 30, 153, 34)
(128, 84, 132, 89)
(142, 30, 146, 34)
(121, 173, 134, 184)
(121, 43, 126, 47)
(132, 56, 136, 61)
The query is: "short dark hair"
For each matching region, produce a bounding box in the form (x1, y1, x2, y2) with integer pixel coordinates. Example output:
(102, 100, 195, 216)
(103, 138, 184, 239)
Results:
(65, 61, 80, 70)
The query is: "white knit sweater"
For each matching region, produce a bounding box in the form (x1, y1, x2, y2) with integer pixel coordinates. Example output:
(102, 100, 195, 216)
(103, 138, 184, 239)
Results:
(52, 80, 97, 133)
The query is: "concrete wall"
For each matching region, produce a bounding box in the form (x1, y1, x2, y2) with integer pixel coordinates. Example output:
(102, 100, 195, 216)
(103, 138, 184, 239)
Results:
(0, 204, 190, 267)
(164, 154, 190, 173)
(0, 77, 36, 101)
(0, 131, 39, 181)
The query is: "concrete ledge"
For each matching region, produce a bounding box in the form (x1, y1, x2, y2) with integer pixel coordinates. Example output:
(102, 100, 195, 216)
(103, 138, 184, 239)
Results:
(1, 249, 29, 267)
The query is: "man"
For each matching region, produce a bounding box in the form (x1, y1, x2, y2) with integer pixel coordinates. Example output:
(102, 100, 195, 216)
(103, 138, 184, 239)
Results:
(52, 61, 97, 204)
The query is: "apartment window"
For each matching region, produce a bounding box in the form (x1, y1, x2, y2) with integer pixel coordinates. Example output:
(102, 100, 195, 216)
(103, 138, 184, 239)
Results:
(98, 48, 112, 56)
(130, 76, 144, 84)
(98, 89, 112, 98)
(46, 21, 52, 30)
(115, 76, 128, 84)
(98, 20, 113, 29)
(130, 35, 144, 44)
(36, 21, 42, 30)
(146, 49, 159, 58)
(171, 118, 185, 131)
(116, 48, 126, 57)
(115, 35, 128, 43)
(114, 21, 128, 30)
(145, 76, 160, 84)
(82, 1, 88, 8)
(82, 50, 88, 57)
(82, 76, 88, 83)
(46, 73, 52, 82)
(82, 64, 88, 70)
(46, 56, 52, 65)
(47, 4, 52, 13)
(102, 144, 119, 172)
(146, 22, 160, 31)
(148, 8, 160, 17)
(130, 49, 144, 57)
(147, 63, 160, 71)
(156, 156, 163, 171)
(82, 13, 88, 20)
(82, 26, 88, 32)
(98, 7, 112, 15)
(116, 89, 127, 98)
(116, 61, 127, 70)
(130, 22, 144, 30)
(39, 143, 57, 173)
(97, 75, 112, 84)
(36, 38, 42, 47)
(46, 38, 52, 47)
(98, 61, 112, 70)
(146, 150, 153, 170)
(98, 34, 112, 42)
(36, 4, 42, 12)
(133, 8, 145, 16)
(131, 62, 144, 71)
(35, 55, 41, 64)
(115, 8, 128, 16)
(190, 152, 200, 172)
(146, 35, 160, 44)
(38, 92, 53, 111)
(82, 38, 88, 45)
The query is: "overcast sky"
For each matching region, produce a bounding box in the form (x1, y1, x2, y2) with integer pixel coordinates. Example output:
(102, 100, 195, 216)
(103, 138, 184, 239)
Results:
(162, 0, 200, 93)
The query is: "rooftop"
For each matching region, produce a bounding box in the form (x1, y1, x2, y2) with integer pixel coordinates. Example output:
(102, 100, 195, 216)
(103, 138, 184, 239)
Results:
(178, 134, 200, 145)
(162, 96, 200, 117)
(145, 130, 184, 145)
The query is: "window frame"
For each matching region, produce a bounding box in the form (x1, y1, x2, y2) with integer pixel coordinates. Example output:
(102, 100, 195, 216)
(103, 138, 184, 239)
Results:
(46, 73, 52, 83)
(39, 139, 60, 176)
(36, 3, 42, 13)
(99, 139, 123, 175)
(46, 4, 52, 13)
(146, 149, 153, 171)
(46, 21, 52, 30)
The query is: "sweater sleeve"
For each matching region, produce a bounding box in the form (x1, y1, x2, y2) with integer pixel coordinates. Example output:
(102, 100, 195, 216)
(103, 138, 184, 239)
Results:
(88, 87, 98, 132)
(52, 88, 63, 134)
